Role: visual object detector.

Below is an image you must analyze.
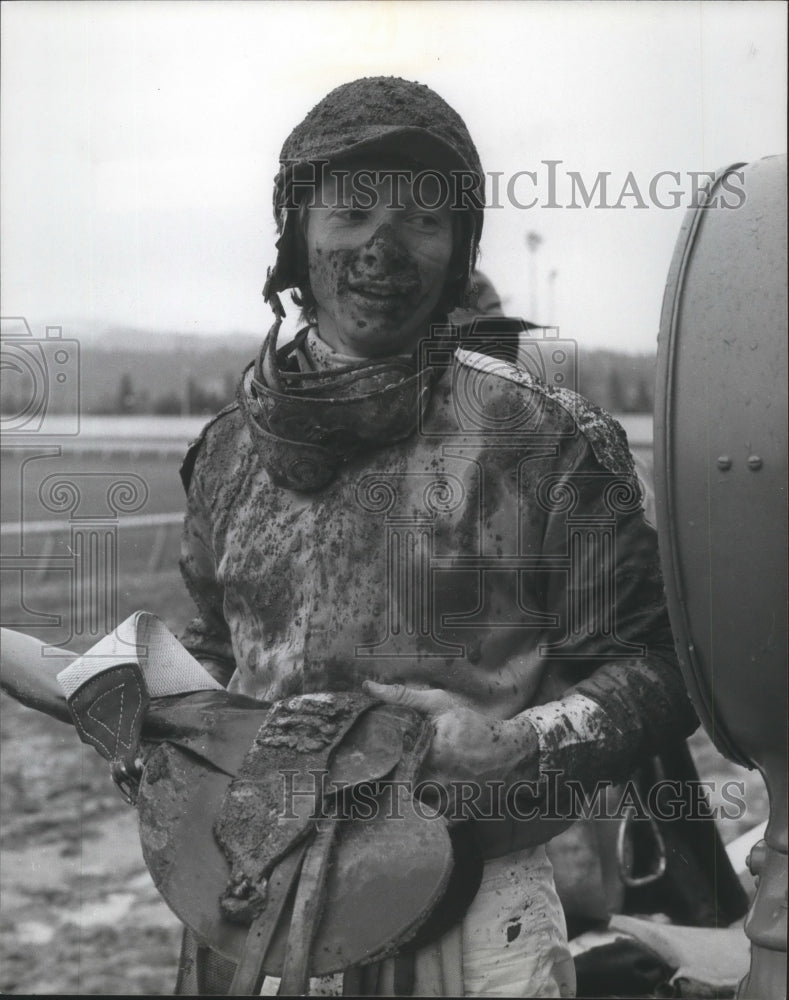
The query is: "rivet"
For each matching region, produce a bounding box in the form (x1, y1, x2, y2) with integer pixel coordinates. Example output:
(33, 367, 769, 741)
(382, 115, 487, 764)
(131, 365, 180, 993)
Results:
(747, 455, 763, 471)
(716, 456, 732, 471)
(747, 841, 768, 876)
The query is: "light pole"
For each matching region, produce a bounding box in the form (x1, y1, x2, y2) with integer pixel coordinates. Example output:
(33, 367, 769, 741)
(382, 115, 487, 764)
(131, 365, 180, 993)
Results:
(548, 269, 558, 326)
(526, 231, 543, 322)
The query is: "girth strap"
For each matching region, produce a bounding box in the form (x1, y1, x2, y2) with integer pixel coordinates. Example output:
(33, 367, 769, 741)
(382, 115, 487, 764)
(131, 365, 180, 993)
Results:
(279, 823, 338, 996)
(229, 841, 309, 996)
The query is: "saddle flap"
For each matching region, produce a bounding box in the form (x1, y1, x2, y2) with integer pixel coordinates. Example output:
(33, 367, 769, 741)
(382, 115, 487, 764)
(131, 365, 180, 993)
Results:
(142, 690, 271, 777)
(136, 695, 465, 979)
(66, 661, 148, 767)
(214, 692, 380, 913)
(326, 705, 406, 790)
(137, 741, 458, 977)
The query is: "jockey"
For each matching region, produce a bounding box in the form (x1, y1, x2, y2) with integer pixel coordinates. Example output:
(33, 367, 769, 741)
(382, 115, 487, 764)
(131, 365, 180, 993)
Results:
(176, 76, 699, 997)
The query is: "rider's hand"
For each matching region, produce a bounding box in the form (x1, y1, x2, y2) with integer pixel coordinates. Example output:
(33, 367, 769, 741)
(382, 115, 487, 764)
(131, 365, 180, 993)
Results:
(361, 680, 540, 789)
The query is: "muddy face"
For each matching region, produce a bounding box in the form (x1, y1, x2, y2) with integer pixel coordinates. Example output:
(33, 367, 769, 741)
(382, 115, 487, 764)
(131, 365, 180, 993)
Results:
(306, 168, 454, 358)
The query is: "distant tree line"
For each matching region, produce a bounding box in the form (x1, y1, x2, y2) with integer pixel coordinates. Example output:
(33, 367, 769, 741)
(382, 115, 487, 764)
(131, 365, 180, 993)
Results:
(102, 371, 238, 416)
(0, 334, 655, 418)
(575, 350, 656, 413)
(93, 350, 656, 416)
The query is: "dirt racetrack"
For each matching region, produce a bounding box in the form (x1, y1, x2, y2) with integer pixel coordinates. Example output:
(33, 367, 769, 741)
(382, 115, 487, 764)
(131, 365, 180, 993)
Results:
(0, 570, 193, 995)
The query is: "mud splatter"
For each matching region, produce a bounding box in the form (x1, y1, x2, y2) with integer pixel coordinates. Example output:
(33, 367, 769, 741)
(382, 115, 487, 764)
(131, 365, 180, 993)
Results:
(506, 919, 522, 943)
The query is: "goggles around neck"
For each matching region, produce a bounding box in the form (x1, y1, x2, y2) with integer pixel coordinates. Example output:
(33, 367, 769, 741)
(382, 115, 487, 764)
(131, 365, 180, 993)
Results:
(239, 317, 436, 492)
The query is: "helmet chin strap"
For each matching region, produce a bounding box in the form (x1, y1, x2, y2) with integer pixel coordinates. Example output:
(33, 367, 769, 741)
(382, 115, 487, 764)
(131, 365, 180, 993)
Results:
(263, 268, 287, 321)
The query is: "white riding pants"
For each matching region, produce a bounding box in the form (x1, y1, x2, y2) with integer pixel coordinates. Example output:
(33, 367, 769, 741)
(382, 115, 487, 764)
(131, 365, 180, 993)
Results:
(261, 843, 576, 997)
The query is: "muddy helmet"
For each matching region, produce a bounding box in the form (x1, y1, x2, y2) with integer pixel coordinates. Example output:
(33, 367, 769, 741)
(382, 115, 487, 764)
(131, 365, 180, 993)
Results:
(265, 76, 485, 314)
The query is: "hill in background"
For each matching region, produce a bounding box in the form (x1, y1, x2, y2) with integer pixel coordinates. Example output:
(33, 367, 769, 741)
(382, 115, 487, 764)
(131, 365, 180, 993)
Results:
(1, 324, 657, 417)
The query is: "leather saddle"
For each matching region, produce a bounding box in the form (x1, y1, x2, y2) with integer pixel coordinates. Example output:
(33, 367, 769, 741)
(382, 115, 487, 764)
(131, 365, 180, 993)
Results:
(57, 629, 482, 996)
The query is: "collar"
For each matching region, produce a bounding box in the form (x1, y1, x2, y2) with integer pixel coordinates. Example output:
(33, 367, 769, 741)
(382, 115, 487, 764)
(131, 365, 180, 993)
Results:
(238, 317, 438, 492)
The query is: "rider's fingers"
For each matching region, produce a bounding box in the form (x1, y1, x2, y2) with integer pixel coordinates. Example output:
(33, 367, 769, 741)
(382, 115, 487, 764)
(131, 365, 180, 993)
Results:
(362, 680, 454, 715)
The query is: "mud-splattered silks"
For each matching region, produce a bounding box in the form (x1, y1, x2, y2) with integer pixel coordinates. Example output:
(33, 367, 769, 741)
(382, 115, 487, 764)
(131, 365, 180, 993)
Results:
(178, 344, 699, 996)
(240, 318, 434, 492)
(180, 346, 697, 796)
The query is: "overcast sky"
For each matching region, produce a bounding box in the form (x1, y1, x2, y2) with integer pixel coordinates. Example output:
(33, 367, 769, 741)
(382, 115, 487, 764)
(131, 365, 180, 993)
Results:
(1, 0, 786, 352)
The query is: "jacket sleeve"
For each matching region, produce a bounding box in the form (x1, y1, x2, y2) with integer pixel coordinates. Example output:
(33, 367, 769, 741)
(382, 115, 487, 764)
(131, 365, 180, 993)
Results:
(178, 472, 237, 688)
(518, 435, 698, 790)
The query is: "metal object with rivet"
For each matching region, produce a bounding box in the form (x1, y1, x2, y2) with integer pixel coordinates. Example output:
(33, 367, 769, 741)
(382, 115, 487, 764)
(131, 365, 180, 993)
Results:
(655, 154, 787, 1000)
(748, 841, 769, 877)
